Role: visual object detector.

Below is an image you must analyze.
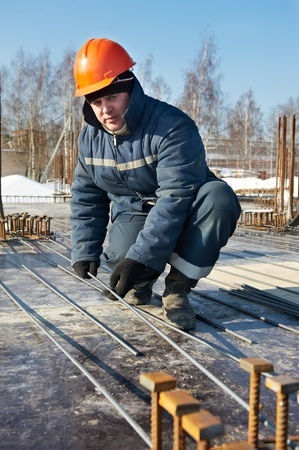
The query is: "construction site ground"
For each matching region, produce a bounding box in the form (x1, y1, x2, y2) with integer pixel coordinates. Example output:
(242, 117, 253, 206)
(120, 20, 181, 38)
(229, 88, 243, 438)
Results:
(0, 202, 298, 450)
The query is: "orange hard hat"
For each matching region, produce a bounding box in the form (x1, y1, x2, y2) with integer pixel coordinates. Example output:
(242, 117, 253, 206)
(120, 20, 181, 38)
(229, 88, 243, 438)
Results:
(74, 38, 136, 97)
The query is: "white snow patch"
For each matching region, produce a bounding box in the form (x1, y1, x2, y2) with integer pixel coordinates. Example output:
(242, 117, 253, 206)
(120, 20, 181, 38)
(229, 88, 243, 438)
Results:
(1, 175, 55, 202)
(224, 176, 298, 193)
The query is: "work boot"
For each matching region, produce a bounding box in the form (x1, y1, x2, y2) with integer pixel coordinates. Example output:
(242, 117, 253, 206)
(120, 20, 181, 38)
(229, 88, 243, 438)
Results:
(124, 280, 156, 305)
(162, 267, 197, 330)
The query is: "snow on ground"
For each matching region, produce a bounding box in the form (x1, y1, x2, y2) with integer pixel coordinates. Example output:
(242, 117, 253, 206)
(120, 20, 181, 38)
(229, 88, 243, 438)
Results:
(1, 174, 298, 203)
(222, 176, 298, 193)
(1, 175, 55, 203)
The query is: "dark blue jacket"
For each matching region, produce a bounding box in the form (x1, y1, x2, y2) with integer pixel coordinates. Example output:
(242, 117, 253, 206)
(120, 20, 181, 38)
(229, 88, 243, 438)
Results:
(71, 77, 212, 272)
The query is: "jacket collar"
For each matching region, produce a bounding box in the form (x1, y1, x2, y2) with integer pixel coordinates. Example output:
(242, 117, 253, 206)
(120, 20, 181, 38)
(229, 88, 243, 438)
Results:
(82, 76, 146, 133)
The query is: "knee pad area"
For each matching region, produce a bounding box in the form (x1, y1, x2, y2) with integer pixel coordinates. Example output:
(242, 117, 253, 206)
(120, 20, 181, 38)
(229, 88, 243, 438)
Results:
(202, 181, 241, 220)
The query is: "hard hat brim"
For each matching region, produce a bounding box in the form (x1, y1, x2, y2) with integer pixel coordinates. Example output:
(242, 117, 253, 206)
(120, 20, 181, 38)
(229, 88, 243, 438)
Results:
(75, 76, 115, 97)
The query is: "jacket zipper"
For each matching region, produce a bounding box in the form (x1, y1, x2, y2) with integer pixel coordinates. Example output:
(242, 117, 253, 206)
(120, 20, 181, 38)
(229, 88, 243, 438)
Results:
(113, 134, 118, 148)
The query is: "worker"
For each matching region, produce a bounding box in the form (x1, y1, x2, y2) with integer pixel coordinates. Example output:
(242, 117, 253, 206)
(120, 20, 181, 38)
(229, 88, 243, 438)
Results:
(71, 38, 241, 330)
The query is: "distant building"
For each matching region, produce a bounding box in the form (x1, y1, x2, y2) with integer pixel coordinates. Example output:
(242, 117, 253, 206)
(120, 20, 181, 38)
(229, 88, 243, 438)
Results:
(3, 129, 47, 180)
(1, 148, 28, 177)
(204, 138, 299, 179)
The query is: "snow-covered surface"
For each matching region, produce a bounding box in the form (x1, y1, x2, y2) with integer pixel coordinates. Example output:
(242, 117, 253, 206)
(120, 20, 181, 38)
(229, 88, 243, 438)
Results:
(1, 175, 55, 202)
(1, 174, 298, 203)
(223, 176, 298, 193)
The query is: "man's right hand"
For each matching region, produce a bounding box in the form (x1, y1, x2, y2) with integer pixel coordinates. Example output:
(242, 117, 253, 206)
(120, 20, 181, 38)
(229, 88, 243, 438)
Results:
(73, 261, 99, 279)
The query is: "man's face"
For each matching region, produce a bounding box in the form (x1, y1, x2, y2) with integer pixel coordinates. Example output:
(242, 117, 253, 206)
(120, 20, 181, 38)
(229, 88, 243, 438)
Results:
(89, 92, 130, 132)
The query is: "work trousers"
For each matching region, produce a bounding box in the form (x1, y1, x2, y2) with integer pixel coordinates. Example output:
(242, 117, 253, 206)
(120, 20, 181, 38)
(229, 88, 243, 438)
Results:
(101, 180, 241, 280)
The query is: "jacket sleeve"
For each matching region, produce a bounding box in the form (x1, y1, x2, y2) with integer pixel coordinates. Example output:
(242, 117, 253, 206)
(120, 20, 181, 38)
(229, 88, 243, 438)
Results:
(70, 130, 110, 266)
(126, 115, 207, 272)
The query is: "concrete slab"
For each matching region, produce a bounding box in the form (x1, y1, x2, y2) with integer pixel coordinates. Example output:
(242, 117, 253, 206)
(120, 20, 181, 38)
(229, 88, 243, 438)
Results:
(0, 204, 298, 449)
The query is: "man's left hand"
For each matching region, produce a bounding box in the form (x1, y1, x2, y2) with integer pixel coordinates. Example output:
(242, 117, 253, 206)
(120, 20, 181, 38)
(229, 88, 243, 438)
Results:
(110, 258, 160, 298)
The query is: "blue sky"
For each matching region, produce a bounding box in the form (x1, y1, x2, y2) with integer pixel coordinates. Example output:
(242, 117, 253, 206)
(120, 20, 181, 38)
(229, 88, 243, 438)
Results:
(1, 0, 299, 116)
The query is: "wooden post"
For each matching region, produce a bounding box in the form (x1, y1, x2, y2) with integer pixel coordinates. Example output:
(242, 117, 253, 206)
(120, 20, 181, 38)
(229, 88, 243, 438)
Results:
(280, 115, 287, 213)
(274, 116, 281, 213)
(0, 71, 4, 219)
(288, 114, 296, 220)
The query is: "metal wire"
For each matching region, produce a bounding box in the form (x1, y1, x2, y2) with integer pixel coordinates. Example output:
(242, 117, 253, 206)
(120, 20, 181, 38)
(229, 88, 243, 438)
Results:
(18, 238, 244, 363)
(217, 258, 298, 285)
(137, 307, 241, 363)
(224, 286, 299, 318)
(88, 271, 252, 411)
(194, 312, 254, 344)
(221, 249, 299, 273)
(87, 273, 299, 449)
(13, 239, 299, 447)
(21, 240, 252, 410)
(193, 289, 299, 336)
(214, 266, 299, 298)
(0, 280, 151, 447)
(5, 243, 140, 356)
(232, 232, 299, 259)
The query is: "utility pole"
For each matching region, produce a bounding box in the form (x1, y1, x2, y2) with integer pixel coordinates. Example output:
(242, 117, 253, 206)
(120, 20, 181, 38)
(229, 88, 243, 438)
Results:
(0, 71, 5, 219)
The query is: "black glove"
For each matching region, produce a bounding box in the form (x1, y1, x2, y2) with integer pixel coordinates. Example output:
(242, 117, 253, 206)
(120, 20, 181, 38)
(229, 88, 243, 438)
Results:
(73, 261, 99, 279)
(110, 258, 160, 298)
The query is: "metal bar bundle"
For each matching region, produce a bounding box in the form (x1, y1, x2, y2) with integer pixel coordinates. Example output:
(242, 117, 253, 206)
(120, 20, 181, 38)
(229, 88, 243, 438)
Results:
(224, 284, 299, 318)
(0, 213, 52, 240)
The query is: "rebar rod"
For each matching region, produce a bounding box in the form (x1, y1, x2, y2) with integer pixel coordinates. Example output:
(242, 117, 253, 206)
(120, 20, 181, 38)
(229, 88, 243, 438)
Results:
(88, 273, 299, 448)
(88, 271, 252, 411)
(221, 249, 299, 273)
(194, 312, 254, 344)
(137, 307, 241, 362)
(0, 280, 151, 447)
(233, 233, 299, 257)
(218, 258, 298, 286)
(241, 284, 299, 310)
(49, 238, 71, 250)
(221, 288, 299, 318)
(5, 243, 140, 356)
(36, 240, 70, 261)
(13, 240, 298, 446)
(21, 240, 253, 410)
(214, 266, 299, 298)
(193, 289, 299, 336)
(242, 248, 298, 263)
(20, 264, 141, 356)
(233, 229, 299, 246)
(18, 239, 243, 362)
(239, 285, 299, 315)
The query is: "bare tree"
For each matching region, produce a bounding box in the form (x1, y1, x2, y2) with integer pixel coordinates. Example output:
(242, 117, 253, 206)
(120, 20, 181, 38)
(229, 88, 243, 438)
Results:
(265, 96, 299, 180)
(177, 36, 224, 145)
(267, 96, 299, 142)
(4, 48, 53, 179)
(0, 67, 10, 145)
(51, 50, 83, 183)
(136, 54, 171, 102)
(226, 89, 264, 168)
